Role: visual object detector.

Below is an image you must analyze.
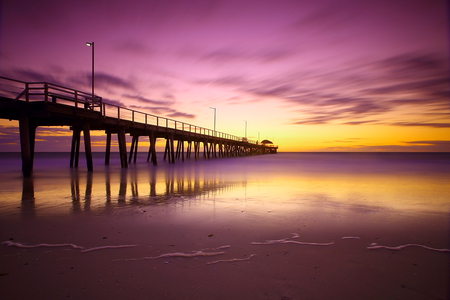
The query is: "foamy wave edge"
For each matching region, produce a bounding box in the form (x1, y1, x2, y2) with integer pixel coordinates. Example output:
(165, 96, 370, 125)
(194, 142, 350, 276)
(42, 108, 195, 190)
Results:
(116, 250, 226, 262)
(367, 243, 450, 252)
(206, 254, 256, 265)
(2, 241, 137, 252)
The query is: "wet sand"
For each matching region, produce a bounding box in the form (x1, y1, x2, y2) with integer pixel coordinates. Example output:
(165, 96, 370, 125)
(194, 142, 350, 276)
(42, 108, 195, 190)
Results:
(0, 152, 449, 299)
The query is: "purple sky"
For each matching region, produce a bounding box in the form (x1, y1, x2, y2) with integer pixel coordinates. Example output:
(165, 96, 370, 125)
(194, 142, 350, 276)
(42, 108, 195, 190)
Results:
(0, 0, 449, 152)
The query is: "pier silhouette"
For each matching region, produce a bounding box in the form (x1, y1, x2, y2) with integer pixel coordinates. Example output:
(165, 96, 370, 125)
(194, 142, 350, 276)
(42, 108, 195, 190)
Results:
(0, 76, 277, 176)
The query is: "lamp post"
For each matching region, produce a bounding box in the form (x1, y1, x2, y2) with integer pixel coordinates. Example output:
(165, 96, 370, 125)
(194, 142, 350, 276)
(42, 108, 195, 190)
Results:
(209, 107, 216, 135)
(243, 120, 247, 139)
(86, 42, 94, 96)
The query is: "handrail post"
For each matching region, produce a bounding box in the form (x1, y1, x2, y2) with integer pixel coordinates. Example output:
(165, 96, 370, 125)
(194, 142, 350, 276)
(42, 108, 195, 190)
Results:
(44, 83, 49, 102)
(25, 83, 29, 102)
(74, 91, 78, 108)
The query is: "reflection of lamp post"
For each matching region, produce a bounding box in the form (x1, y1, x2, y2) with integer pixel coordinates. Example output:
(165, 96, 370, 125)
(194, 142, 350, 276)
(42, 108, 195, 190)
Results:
(86, 42, 94, 96)
(243, 120, 247, 139)
(209, 107, 216, 134)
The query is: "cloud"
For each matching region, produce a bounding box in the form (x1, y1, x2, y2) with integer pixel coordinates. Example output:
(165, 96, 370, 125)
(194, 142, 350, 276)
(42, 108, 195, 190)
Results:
(128, 105, 196, 119)
(5, 69, 67, 86)
(198, 51, 449, 128)
(166, 111, 196, 119)
(391, 122, 450, 128)
(321, 140, 450, 152)
(402, 140, 450, 147)
(92, 73, 135, 90)
(187, 46, 295, 67)
(342, 120, 378, 125)
(123, 94, 173, 106)
(113, 40, 155, 56)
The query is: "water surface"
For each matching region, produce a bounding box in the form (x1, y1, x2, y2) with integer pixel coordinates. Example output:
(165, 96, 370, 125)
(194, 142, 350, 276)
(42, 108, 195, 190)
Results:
(0, 152, 449, 299)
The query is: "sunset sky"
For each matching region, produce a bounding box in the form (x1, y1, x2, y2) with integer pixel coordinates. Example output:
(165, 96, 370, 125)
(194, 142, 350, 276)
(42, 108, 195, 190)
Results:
(0, 0, 449, 152)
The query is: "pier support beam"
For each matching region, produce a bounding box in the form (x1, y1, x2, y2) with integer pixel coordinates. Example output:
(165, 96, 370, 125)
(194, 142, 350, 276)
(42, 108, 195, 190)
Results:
(176, 139, 185, 161)
(118, 128, 128, 168)
(70, 127, 81, 168)
(105, 131, 111, 165)
(128, 135, 139, 164)
(163, 135, 175, 163)
(83, 125, 93, 172)
(186, 141, 192, 159)
(147, 131, 157, 166)
(194, 140, 200, 160)
(19, 117, 36, 177)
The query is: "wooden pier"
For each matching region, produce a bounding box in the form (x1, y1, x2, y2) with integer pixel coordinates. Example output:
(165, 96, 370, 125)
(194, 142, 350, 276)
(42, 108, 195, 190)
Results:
(0, 76, 278, 176)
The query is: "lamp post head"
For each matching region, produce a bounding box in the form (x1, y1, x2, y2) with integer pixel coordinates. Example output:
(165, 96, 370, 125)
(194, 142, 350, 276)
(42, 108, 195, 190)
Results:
(86, 42, 94, 46)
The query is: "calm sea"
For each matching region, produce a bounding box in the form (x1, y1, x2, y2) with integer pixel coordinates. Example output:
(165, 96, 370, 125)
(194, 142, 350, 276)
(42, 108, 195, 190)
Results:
(1, 152, 449, 299)
(0, 152, 449, 216)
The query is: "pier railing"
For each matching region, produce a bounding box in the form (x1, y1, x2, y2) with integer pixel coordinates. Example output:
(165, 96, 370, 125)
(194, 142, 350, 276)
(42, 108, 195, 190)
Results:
(0, 76, 256, 144)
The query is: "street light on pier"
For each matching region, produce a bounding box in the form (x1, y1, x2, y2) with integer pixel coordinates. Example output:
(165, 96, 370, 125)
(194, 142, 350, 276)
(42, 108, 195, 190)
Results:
(243, 120, 247, 139)
(86, 42, 95, 96)
(209, 107, 216, 135)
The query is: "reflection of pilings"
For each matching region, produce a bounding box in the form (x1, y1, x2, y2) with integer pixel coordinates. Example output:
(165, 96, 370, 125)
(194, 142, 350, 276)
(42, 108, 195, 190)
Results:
(149, 169, 156, 197)
(105, 168, 111, 202)
(84, 171, 93, 211)
(16, 167, 244, 213)
(130, 168, 138, 200)
(70, 169, 80, 202)
(118, 168, 127, 201)
(70, 169, 81, 213)
(21, 176, 36, 217)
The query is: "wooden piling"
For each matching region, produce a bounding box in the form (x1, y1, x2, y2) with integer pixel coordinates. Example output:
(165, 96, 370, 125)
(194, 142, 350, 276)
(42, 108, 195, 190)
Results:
(129, 135, 139, 163)
(70, 127, 81, 168)
(19, 117, 32, 177)
(147, 131, 157, 166)
(105, 131, 111, 165)
(118, 128, 128, 168)
(83, 125, 93, 172)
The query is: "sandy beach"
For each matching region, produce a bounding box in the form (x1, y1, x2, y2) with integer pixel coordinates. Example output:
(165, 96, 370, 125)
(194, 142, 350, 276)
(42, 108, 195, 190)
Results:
(0, 153, 449, 299)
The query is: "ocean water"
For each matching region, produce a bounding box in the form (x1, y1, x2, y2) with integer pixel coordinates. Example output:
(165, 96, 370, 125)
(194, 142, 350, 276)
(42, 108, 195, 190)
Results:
(0, 152, 449, 299)
(0, 152, 448, 216)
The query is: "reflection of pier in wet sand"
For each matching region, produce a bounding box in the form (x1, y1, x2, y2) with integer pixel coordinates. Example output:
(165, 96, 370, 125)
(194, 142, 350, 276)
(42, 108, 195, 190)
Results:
(20, 167, 242, 215)
(0, 76, 278, 176)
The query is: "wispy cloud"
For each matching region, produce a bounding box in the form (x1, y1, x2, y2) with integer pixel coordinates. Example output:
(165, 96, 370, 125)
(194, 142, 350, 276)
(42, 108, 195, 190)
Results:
(321, 140, 450, 152)
(391, 122, 450, 128)
(123, 94, 173, 106)
(199, 51, 449, 128)
(128, 105, 196, 119)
